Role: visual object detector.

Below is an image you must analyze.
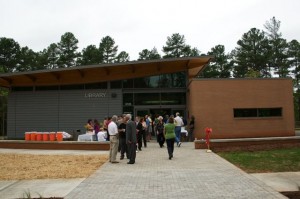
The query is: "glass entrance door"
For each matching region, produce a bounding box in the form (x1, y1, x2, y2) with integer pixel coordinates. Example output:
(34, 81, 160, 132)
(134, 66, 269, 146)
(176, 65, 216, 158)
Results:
(135, 109, 149, 118)
(150, 109, 171, 118)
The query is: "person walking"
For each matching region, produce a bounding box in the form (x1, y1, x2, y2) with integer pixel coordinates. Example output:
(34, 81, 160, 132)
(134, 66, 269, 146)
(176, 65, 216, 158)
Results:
(174, 112, 184, 147)
(164, 117, 176, 160)
(156, 116, 165, 148)
(108, 115, 119, 163)
(125, 114, 137, 164)
(118, 116, 128, 160)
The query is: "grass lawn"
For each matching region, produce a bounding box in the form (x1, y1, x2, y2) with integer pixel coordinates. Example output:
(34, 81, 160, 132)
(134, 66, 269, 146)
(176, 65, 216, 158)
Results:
(217, 148, 300, 173)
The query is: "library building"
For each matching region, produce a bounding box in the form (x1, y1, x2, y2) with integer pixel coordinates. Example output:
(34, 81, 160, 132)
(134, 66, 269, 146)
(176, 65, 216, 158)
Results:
(0, 56, 295, 139)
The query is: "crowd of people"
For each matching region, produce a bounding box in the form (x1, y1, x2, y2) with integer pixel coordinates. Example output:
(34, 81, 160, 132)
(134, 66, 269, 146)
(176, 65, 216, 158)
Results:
(84, 113, 195, 164)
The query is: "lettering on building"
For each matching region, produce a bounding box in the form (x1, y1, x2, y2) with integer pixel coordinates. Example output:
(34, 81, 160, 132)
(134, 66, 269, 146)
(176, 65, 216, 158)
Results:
(85, 92, 107, 98)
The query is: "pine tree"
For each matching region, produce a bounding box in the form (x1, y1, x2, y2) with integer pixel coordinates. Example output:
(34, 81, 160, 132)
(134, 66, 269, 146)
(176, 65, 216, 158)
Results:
(99, 36, 118, 64)
(57, 32, 79, 68)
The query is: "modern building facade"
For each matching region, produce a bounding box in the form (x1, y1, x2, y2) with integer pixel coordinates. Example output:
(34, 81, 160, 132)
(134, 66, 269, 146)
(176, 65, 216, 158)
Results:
(0, 56, 295, 139)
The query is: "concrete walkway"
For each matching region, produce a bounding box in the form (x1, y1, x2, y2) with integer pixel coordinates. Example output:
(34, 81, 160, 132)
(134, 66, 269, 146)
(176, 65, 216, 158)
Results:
(0, 143, 293, 198)
(63, 142, 285, 199)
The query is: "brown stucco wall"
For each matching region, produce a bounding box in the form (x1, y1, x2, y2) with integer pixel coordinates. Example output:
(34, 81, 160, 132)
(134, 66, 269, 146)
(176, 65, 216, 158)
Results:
(187, 78, 295, 139)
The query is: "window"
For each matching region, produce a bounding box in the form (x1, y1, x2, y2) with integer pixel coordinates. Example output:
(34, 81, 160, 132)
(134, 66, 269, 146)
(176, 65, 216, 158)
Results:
(161, 92, 186, 105)
(60, 84, 84, 90)
(123, 93, 133, 106)
(234, 108, 282, 118)
(35, 86, 59, 91)
(123, 79, 134, 88)
(134, 93, 160, 105)
(11, 87, 34, 91)
(110, 80, 122, 89)
(134, 76, 160, 88)
(85, 82, 107, 89)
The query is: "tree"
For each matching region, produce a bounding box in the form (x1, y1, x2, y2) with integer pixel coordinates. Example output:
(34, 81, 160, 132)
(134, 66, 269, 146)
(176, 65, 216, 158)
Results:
(138, 47, 161, 60)
(288, 39, 300, 120)
(182, 46, 200, 57)
(80, 45, 101, 65)
(116, 51, 130, 63)
(57, 32, 79, 68)
(15, 46, 38, 72)
(264, 16, 282, 40)
(0, 37, 21, 73)
(232, 28, 271, 78)
(162, 33, 188, 58)
(289, 40, 300, 85)
(264, 17, 289, 77)
(201, 45, 232, 78)
(99, 36, 118, 64)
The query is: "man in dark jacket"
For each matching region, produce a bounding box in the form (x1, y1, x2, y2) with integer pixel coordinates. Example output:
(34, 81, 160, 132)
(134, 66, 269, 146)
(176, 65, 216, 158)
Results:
(125, 114, 137, 164)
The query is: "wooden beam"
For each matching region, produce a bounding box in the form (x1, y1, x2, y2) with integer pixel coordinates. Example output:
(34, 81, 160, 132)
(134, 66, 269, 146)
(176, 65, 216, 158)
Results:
(50, 72, 60, 80)
(0, 77, 12, 85)
(76, 69, 85, 78)
(25, 74, 36, 83)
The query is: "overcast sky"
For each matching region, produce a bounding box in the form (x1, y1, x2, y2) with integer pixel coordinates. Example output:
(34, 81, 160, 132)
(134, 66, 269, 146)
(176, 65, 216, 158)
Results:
(1, 0, 300, 60)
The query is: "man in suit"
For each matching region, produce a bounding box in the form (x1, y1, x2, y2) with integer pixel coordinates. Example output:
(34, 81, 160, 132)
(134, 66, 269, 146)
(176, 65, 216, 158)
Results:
(125, 114, 137, 164)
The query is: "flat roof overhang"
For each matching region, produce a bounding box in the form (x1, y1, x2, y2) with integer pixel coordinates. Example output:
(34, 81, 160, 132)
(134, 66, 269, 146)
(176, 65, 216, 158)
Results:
(0, 56, 214, 88)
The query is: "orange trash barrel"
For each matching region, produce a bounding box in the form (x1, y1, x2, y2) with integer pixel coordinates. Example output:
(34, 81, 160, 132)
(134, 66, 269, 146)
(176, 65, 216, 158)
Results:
(30, 132, 37, 141)
(49, 132, 56, 141)
(43, 132, 49, 141)
(36, 132, 43, 141)
(25, 132, 31, 141)
(56, 132, 63, 141)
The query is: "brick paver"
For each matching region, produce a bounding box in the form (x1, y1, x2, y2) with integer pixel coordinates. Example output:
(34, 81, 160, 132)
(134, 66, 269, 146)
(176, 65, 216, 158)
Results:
(65, 142, 286, 199)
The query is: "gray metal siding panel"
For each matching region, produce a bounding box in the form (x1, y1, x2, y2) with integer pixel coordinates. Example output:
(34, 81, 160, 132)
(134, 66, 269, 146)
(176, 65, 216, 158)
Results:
(7, 93, 16, 138)
(7, 89, 123, 138)
(108, 89, 122, 116)
(58, 89, 110, 133)
(14, 91, 59, 138)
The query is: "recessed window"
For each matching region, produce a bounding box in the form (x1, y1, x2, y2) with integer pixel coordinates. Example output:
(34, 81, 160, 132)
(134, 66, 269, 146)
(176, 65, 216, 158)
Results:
(234, 108, 282, 118)
(11, 87, 33, 91)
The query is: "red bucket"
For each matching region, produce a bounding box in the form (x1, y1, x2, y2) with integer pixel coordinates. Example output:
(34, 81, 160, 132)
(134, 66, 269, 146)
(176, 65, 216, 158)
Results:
(30, 132, 37, 141)
(36, 132, 43, 141)
(49, 132, 56, 141)
(43, 132, 49, 141)
(25, 132, 31, 141)
(56, 132, 63, 141)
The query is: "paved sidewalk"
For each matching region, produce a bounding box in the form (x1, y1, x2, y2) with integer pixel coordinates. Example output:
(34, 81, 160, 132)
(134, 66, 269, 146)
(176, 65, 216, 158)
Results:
(65, 142, 286, 199)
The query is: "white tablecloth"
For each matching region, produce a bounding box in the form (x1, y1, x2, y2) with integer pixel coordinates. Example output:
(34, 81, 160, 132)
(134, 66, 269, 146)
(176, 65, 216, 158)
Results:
(78, 134, 93, 141)
(181, 127, 188, 136)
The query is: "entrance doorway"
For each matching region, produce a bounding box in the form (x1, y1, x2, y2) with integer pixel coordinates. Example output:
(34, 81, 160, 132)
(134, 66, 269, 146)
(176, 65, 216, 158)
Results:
(150, 109, 171, 118)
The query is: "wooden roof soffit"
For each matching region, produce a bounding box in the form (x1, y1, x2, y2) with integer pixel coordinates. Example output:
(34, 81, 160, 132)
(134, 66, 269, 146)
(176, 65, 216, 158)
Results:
(156, 63, 161, 72)
(0, 77, 12, 86)
(131, 64, 135, 73)
(186, 60, 191, 70)
(25, 74, 37, 83)
(50, 72, 60, 81)
(104, 68, 110, 75)
(76, 69, 85, 78)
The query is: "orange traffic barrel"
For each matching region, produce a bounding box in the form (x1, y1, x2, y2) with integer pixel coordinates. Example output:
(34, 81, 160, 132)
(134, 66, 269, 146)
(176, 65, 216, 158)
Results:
(30, 132, 37, 141)
(49, 132, 56, 141)
(56, 132, 63, 141)
(43, 132, 49, 141)
(25, 132, 31, 141)
(36, 132, 43, 141)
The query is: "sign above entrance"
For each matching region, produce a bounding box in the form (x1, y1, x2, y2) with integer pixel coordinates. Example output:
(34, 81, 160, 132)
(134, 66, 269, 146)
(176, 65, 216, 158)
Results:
(85, 92, 107, 98)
